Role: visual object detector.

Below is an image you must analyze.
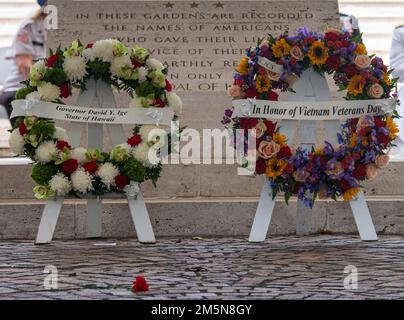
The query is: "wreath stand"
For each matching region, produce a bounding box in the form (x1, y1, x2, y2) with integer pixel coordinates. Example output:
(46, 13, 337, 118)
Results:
(248, 68, 378, 242)
(35, 79, 156, 244)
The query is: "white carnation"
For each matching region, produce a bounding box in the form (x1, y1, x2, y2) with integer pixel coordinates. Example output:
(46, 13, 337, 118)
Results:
(63, 55, 87, 81)
(147, 128, 167, 149)
(139, 125, 159, 141)
(53, 127, 69, 142)
(146, 58, 164, 70)
(37, 82, 60, 102)
(133, 142, 157, 167)
(26, 91, 41, 101)
(166, 92, 182, 115)
(49, 173, 72, 196)
(8, 129, 25, 155)
(110, 54, 132, 76)
(71, 168, 93, 194)
(96, 162, 119, 188)
(92, 39, 120, 62)
(70, 147, 87, 163)
(35, 140, 57, 163)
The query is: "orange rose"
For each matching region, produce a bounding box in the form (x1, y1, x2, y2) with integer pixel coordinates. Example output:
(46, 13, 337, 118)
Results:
(366, 164, 378, 180)
(375, 154, 389, 168)
(367, 83, 384, 99)
(290, 46, 304, 61)
(227, 85, 245, 98)
(257, 141, 280, 159)
(354, 55, 371, 70)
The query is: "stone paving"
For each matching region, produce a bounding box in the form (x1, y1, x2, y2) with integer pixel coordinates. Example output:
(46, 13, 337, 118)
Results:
(0, 235, 404, 300)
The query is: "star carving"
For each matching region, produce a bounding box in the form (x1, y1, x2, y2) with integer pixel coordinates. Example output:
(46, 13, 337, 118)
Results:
(213, 1, 224, 8)
(190, 1, 199, 8)
(164, 2, 174, 8)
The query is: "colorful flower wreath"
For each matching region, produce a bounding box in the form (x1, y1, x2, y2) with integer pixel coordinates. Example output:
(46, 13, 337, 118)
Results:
(9, 39, 182, 199)
(223, 28, 400, 208)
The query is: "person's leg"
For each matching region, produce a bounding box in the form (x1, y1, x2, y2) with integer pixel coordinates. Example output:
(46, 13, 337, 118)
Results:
(0, 91, 17, 127)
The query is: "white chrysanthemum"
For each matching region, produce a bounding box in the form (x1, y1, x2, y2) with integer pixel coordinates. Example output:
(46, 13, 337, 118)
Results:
(139, 125, 159, 141)
(133, 142, 157, 167)
(96, 162, 119, 188)
(35, 140, 57, 163)
(49, 173, 72, 196)
(32, 59, 45, 70)
(146, 58, 164, 70)
(53, 127, 69, 142)
(37, 82, 60, 102)
(63, 55, 87, 81)
(82, 48, 93, 61)
(110, 54, 132, 76)
(138, 67, 148, 82)
(26, 91, 41, 101)
(70, 147, 87, 163)
(147, 128, 167, 149)
(166, 92, 182, 115)
(129, 95, 142, 108)
(92, 39, 120, 62)
(8, 129, 25, 154)
(71, 168, 93, 194)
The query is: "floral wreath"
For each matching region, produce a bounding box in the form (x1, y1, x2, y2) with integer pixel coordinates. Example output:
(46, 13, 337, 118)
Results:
(223, 28, 400, 208)
(9, 39, 182, 200)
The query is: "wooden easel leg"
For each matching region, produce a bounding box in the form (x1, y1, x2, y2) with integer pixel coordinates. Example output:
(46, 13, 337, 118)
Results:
(248, 180, 276, 242)
(349, 191, 378, 241)
(127, 191, 156, 244)
(35, 197, 64, 244)
(86, 198, 103, 238)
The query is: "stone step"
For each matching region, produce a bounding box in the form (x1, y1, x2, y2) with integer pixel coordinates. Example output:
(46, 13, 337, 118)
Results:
(0, 196, 403, 239)
(0, 158, 403, 199)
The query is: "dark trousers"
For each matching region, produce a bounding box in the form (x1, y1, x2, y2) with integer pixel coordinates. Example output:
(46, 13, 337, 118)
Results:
(0, 91, 16, 127)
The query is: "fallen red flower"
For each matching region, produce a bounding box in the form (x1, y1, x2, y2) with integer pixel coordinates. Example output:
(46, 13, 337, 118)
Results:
(132, 275, 149, 293)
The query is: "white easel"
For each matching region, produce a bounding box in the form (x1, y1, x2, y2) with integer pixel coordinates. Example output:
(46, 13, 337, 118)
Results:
(35, 78, 156, 244)
(248, 68, 378, 242)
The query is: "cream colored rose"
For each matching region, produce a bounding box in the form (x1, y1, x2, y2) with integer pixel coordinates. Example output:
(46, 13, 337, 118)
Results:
(292, 168, 310, 182)
(354, 55, 371, 70)
(257, 141, 280, 159)
(285, 74, 299, 86)
(366, 164, 378, 180)
(324, 27, 343, 35)
(290, 46, 304, 61)
(254, 121, 267, 139)
(266, 70, 281, 81)
(375, 154, 390, 168)
(367, 83, 384, 99)
(227, 85, 245, 98)
(357, 115, 375, 130)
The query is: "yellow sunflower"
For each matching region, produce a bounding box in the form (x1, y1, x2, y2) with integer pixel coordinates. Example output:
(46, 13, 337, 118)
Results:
(256, 74, 272, 93)
(383, 72, 391, 86)
(349, 133, 358, 148)
(272, 132, 287, 146)
(343, 187, 360, 201)
(265, 158, 288, 178)
(308, 41, 329, 66)
(386, 116, 399, 139)
(271, 38, 291, 58)
(236, 57, 249, 74)
(347, 75, 365, 96)
(354, 43, 367, 55)
(314, 147, 325, 156)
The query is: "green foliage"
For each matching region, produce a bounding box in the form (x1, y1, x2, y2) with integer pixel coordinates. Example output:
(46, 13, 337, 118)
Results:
(43, 68, 67, 86)
(135, 81, 156, 98)
(31, 163, 58, 185)
(145, 163, 162, 187)
(122, 158, 146, 182)
(16, 86, 34, 99)
(88, 59, 111, 78)
(30, 119, 56, 143)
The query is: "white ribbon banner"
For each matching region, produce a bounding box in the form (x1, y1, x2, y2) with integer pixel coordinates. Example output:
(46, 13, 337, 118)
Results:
(11, 99, 173, 126)
(257, 56, 284, 74)
(232, 98, 396, 120)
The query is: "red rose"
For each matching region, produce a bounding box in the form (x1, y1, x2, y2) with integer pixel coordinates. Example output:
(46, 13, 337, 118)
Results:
(56, 140, 71, 150)
(18, 122, 27, 135)
(47, 54, 59, 67)
(319, 156, 328, 167)
(353, 163, 366, 180)
(255, 158, 266, 174)
(165, 79, 172, 92)
(82, 161, 98, 175)
(131, 59, 142, 68)
(62, 159, 78, 175)
(292, 182, 303, 194)
(344, 64, 359, 78)
(306, 162, 314, 172)
(86, 43, 93, 49)
(239, 118, 259, 129)
(284, 163, 294, 174)
(326, 55, 340, 71)
(244, 87, 258, 98)
(339, 179, 351, 191)
(374, 117, 384, 128)
(132, 275, 149, 293)
(376, 132, 390, 145)
(234, 79, 244, 86)
(60, 82, 70, 98)
(153, 99, 165, 108)
(267, 90, 279, 101)
(341, 40, 350, 48)
(115, 174, 129, 189)
(352, 152, 361, 161)
(324, 31, 341, 42)
(277, 146, 292, 159)
(264, 120, 276, 135)
(341, 156, 353, 170)
(127, 135, 142, 147)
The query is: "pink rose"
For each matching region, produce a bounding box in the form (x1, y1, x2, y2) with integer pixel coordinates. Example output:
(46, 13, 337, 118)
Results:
(354, 55, 371, 70)
(366, 164, 378, 180)
(267, 70, 281, 81)
(227, 85, 245, 98)
(357, 115, 375, 130)
(257, 141, 280, 159)
(290, 46, 304, 61)
(254, 121, 267, 139)
(375, 154, 389, 168)
(285, 74, 299, 86)
(367, 83, 384, 99)
(293, 168, 310, 182)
